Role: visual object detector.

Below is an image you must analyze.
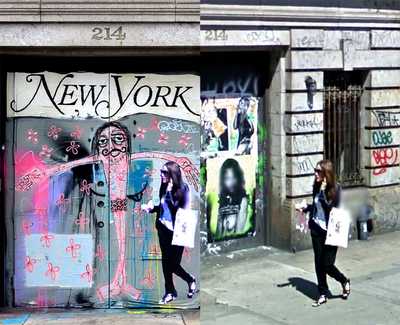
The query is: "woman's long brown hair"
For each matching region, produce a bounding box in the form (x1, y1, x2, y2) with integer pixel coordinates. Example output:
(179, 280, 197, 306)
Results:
(313, 159, 337, 201)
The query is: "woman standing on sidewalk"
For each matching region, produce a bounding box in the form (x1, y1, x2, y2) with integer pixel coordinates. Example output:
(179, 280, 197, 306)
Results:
(298, 159, 351, 306)
(143, 161, 197, 304)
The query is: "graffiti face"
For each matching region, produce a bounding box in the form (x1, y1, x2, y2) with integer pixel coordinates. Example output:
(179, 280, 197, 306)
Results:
(223, 168, 238, 194)
(97, 125, 128, 162)
(305, 76, 317, 109)
(238, 97, 250, 113)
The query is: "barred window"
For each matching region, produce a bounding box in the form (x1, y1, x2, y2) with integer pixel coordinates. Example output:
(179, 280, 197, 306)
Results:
(324, 72, 366, 187)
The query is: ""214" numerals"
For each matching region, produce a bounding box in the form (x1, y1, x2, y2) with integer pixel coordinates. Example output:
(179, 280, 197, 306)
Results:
(92, 26, 126, 41)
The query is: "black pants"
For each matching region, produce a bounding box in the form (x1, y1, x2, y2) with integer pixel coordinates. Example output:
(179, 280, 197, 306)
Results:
(311, 234, 347, 296)
(157, 220, 193, 295)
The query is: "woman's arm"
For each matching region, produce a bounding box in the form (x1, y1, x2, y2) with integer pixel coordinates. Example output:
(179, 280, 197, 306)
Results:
(319, 186, 341, 209)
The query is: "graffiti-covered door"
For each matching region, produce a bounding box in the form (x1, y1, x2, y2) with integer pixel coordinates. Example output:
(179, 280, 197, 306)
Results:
(5, 72, 200, 308)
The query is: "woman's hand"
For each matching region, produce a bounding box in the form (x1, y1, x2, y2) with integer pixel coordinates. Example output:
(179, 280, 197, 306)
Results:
(167, 179, 173, 192)
(141, 200, 154, 213)
(321, 177, 327, 191)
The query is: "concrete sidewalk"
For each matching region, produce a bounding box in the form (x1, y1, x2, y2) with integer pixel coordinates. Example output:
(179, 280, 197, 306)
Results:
(0, 308, 199, 325)
(201, 231, 400, 325)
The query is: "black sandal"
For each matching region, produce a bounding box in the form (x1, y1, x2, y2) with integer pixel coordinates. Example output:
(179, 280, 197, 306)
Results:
(312, 295, 327, 307)
(342, 279, 351, 299)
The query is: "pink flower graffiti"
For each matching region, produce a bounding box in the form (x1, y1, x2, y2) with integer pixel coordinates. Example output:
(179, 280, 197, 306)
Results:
(66, 141, 80, 155)
(40, 233, 54, 248)
(66, 238, 81, 259)
(75, 212, 89, 232)
(45, 263, 60, 281)
(158, 133, 169, 145)
(80, 180, 92, 196)
(70, 126, 82, 139)
(179, 134, 191, 147)
(22, 219, 33, 236)
(140, 270, 155, 288)
(136, 128, 147, 139)
(95, 244, 105, 262)
(26, 129, 39, 144)
(56, 193, 70, 212)
(149, 117, 159, 131)
(48, 125, 62, 140)
(25, 256, 37, 272)
(81, 264, 95, 283)
(39, 145, 54, 159)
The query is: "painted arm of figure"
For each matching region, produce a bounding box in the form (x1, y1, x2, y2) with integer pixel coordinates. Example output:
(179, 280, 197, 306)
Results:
(236, 196, 248, 233)
(233, 110, 241, 130)
(130, 152, 200, 192)
(15, 154, 100, 192)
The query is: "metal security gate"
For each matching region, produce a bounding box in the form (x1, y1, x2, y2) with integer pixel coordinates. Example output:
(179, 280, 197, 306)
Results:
(5, 71, 200, 308)
(324, 85, 363, 186)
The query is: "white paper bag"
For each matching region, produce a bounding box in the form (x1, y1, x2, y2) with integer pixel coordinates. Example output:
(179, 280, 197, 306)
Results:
(172, 208, 198, 248)
(325, 207, 351, 248)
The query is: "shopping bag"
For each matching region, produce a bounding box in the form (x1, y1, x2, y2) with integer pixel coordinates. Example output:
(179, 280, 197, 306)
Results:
(325, 207, 351, 248)
(172, 208, 198, 248)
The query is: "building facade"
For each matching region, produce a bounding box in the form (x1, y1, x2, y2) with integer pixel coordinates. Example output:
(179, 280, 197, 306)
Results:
(200, 0, 400, 254)
(0, 1, 200, 308)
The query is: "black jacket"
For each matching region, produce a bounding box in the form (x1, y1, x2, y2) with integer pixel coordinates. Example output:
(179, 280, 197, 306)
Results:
(151, 183, 189, 229)
(305, 184, 341, 236)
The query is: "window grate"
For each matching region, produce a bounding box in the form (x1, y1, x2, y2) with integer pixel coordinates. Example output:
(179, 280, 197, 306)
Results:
(324, 85, 364, 187)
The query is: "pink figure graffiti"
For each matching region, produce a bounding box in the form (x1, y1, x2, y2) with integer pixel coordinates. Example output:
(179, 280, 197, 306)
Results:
(16, 121, 199, 304)
(45, 262, 60, 280)
(66, 238, 81, 259)
(25, 256, 37, 272)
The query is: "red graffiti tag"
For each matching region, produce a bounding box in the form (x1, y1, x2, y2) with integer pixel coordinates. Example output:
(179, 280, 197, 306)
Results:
(372, 148, 399, 175)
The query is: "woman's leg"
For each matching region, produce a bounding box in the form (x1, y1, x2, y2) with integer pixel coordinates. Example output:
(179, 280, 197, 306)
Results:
(170, 245, 194, 283)
(312, 235, 329, 296)
(158, 225, 176, 295)
(323, 244, 347, 285)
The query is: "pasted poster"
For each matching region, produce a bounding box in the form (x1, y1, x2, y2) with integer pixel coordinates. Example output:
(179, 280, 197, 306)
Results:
(206, 155, 256, 241)
(202, 96, 258, 242)
(202, 97, 258, 155)
(6, 72, 200, 308)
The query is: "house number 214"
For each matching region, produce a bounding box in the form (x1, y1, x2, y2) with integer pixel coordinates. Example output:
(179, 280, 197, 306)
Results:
(92, 26, 127, 41)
